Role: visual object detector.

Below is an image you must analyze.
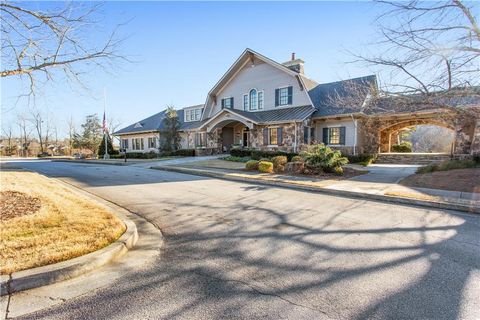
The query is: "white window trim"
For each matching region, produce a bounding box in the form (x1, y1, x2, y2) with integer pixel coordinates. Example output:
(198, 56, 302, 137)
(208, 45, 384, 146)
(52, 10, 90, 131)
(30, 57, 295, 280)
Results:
(277, 86, 290, 106)
(243, 88, 265, 112)
(258, 90, 264, 110)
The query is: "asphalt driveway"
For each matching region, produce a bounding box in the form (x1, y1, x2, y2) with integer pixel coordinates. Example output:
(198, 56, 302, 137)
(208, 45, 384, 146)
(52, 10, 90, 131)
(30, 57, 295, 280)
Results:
(3, 160, 479, 320)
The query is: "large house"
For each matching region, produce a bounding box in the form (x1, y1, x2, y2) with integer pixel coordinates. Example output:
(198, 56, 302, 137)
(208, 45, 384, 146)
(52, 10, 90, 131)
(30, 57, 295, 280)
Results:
(114, 49, 480, 156)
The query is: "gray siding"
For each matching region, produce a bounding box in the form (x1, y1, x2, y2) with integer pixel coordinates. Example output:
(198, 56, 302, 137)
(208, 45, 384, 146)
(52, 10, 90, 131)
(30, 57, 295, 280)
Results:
(209, 61, 311, 117)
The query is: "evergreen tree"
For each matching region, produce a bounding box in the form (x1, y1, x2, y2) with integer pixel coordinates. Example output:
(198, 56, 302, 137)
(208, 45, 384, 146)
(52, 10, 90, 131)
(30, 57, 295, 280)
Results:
(98, 133, 118, 156)
(73, 114, 102, 154)
(161, 106, 181, 151)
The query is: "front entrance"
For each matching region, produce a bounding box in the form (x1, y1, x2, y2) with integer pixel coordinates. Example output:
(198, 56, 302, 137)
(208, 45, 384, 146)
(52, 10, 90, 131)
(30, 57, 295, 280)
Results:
(243, 130, 249, 148)
(221, 127, 234, 152)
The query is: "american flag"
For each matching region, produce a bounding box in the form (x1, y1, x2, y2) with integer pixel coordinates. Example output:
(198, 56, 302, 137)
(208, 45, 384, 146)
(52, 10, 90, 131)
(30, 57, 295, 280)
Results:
(102, 111, 108, 133)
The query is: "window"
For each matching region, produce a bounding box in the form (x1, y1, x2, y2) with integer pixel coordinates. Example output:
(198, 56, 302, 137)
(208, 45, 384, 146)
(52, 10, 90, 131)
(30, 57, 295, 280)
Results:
(148, 137, 156, 149)
(243, 94, 248, 110)
(121, 139, 129, 149)
(185, 108, 202, 122)
(222, 97, 233, 109)
(249, 89, 257, 110)
(323, 127, 346, 145)
(279, 87, 289, 105)
(269, 128, 278, 145)
(263, 127, 283, 146)
(329, 127, 341, 144)
(195, 132, 206, 147)
(258, 91, 264, 110)
(275, 86, 293, 106)
(133, 138, 144, 150)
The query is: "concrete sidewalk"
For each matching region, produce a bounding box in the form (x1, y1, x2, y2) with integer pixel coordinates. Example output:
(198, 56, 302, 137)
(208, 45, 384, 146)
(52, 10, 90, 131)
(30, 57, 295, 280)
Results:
(151, 164, 480, 213)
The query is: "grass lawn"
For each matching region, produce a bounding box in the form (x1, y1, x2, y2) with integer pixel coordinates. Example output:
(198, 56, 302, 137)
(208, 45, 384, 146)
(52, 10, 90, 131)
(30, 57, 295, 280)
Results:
(0, 170, 126, 274)
(400, 168, 480, 193)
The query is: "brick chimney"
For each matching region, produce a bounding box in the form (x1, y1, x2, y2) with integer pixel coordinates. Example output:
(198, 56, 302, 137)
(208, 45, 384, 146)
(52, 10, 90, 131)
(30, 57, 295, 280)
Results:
(282, 52, 304, 74)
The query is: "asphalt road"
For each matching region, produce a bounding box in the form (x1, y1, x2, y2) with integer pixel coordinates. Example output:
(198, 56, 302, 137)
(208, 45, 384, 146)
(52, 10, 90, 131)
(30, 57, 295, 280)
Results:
(3, 160, 480, 320)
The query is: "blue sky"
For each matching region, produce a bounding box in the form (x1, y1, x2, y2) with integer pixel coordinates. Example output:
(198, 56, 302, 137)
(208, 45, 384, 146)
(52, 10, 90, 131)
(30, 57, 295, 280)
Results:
(2, 1, 382, 136)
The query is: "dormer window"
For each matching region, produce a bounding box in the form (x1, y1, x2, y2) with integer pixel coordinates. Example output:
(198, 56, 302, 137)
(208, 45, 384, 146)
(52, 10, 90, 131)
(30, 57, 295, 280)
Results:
(185, 108, 202, 122)
(134, 122, 143, 128)
(221, 97, 234, 109)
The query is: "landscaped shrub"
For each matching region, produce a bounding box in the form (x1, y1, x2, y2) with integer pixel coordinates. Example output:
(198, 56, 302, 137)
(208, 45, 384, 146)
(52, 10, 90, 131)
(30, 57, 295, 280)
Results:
(272, 156, 288, 173)
(332, 166, 344, 175)
(245, 160, 260, 170)
(223, 156, 251, 162)
(230, 148, 253, 158)
(416, 159, 479, 174)
(285, 161, 305, 174)
(168, 149, 195, 157)
(258, 161, 274, 173)
(347, 154, 377, 166)
(125, 152, 157, 159)
(391, 142, 412, 153)
(300, 143, 348, 173)
(291, 155, 303, 162)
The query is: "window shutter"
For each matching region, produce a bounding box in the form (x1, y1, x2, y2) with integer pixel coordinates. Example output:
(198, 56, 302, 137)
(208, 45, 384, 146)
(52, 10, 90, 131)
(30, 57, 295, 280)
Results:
(322, 128, 329, 144)
(221, 99, 225, 109)
(230, 97, 234, 109)
(263, 128, 269, 146)
(303, 127, 309, 144)
(277, 127, 283, 146)
(275, 89, 279, 106)
(287, 86, 293, 104)
(340, 127, 346, 145)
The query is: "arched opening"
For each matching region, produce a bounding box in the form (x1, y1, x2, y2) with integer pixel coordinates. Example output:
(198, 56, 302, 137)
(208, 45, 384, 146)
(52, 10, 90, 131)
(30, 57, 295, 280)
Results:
(379, 119, 455, 154)
(209, 119, 251, 152)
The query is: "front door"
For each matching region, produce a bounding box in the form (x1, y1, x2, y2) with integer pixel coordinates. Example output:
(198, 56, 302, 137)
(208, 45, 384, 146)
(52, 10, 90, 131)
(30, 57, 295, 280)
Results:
(243, 131, 249, 147)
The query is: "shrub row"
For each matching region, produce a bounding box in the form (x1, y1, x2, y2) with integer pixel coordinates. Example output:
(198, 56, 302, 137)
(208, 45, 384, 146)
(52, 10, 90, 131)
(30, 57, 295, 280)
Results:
(230, 148, 298, 161)
(111, 149, 196, 159)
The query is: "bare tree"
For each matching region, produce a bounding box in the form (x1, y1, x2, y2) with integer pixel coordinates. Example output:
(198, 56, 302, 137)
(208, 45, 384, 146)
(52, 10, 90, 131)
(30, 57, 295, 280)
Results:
(17, 113, 32, 157)
(107, 115, 121, 137)
(354, 0, 479, 106)
(1, 125, 16, 156)
(1, 2, 128, 100)
(67, 116, 76, 155)
(28, 108, 45, 153)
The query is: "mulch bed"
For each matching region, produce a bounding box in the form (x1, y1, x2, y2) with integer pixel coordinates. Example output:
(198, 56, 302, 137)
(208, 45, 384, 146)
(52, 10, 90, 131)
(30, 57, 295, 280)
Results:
(0, 191, 42, 221)
(284, 167, 367, 180)
(400, 168, 480, 193)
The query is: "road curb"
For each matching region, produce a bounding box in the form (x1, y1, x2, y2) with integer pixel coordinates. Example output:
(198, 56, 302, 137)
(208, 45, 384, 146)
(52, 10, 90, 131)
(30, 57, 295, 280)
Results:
(152, 166, 480, 214)
(0, 185, 139, 297)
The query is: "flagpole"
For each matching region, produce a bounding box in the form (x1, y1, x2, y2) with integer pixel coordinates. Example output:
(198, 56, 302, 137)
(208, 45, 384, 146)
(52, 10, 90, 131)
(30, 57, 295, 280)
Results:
(103, 87, 109, 159)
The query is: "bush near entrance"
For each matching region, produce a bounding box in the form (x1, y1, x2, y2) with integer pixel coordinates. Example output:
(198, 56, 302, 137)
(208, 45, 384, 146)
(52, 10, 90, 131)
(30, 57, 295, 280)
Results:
(347, 154, 377, 166)
(245, 160, 260, 170)
(391, 142, 412, 153)
(230, 148, 298, 161)
(300, 144, 349, 174)
(258, 161, 274, 173)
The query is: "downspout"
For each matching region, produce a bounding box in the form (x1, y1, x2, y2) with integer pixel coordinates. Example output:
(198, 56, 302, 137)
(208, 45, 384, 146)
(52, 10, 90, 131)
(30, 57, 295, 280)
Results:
(294, 122, 297, 153)
(350, 114, 357, 155)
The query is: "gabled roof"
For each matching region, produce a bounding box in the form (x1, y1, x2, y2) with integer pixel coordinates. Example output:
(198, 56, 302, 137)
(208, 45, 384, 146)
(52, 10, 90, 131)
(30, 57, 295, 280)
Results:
(203, 48, 313, 119)
(113, 105, 205, 135)
(310, 75, 377, 117)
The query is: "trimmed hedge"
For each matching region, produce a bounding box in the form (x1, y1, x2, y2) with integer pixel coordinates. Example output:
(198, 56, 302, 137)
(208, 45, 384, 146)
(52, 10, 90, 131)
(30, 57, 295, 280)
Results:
(347, 154, 377, 166)
(245, 160, 260, 170)
(272, 156, 288, 173)
(230, 148, 298, 161)
(114, 149, 196, 159)
(391, 142, 412, 153)
(258, 161, 274, 173)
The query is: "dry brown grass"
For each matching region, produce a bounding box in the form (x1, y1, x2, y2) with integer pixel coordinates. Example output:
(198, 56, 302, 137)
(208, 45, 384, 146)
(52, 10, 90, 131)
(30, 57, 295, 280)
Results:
(0, 170, 126, 274)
